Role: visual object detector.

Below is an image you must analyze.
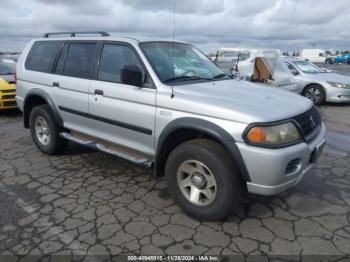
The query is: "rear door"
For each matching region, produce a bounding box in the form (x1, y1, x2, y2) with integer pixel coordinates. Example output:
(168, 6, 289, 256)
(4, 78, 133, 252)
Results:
(49, 41, 97, 133)
(88, 42, 156, 155)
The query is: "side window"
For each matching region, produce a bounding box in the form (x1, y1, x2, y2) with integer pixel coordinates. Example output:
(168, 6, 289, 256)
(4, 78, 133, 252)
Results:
(25, 41, 61, 73)
(55, 43, 69, 74)
(98, 44, 143, 83)
(285, 62, 296, 71)
(63, 43, 96, 78)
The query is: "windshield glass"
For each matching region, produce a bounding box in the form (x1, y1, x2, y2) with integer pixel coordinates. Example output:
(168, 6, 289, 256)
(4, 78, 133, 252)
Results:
(0, 60, 16, 75)
(293, 60, 325, 74)
(140, 42, 225, 84)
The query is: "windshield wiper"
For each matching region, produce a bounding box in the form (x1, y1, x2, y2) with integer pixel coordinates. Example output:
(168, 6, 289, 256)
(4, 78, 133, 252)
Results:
(0, 72, 13, 75)
(163, 75, 213, 83)
(212, 73, 233, 79)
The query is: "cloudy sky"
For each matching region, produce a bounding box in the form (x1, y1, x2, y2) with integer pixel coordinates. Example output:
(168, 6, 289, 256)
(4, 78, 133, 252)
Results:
(0, 0, 349, 53)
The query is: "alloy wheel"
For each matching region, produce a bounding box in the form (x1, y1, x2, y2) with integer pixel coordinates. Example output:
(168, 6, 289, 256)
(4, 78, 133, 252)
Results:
(176, 160, 217, 206)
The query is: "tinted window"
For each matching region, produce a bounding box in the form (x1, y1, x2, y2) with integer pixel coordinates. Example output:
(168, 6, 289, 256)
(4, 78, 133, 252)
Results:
(63, 43, 96, 78)
(98, 44, 143, 83)
(55, 43, 69, 74)
(25, 41, 61, 72)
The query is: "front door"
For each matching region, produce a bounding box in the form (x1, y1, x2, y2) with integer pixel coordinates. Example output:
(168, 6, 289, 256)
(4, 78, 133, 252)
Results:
(89, 42, 156, 155)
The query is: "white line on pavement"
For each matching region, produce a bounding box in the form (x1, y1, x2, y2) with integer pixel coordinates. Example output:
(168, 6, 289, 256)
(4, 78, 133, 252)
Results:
(324, 148, 348, 157)
(0, 182, 93, 258)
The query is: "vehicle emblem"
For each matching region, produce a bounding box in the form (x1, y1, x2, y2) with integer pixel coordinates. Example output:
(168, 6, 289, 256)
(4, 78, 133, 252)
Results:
(309, 115, 316, 128)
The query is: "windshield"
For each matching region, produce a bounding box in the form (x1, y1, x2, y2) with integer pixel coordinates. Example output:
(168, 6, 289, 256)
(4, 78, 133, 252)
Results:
(140, 42, 226, 84)
(293, 60, 325, 74)
(0, 60, 16, 75)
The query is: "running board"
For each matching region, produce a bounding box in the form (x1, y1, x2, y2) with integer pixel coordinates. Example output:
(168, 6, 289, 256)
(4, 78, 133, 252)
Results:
(60, 132, 153, 168)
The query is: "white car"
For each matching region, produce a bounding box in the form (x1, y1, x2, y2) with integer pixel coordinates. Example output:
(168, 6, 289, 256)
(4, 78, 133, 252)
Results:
(215, 48, 300, 93)
(284, 57, 350, 105)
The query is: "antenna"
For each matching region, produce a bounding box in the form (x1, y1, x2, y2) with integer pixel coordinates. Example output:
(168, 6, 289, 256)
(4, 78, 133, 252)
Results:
(170, 0, 176, 99)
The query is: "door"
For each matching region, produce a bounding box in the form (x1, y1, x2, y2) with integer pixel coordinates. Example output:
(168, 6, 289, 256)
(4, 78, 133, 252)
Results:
(284, 62, 304, 93)
(49, 41, 97, 133)
(89, 42, 156, 155)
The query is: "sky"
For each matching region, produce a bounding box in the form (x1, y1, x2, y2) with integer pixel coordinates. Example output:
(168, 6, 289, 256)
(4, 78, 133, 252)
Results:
(0, 0, 349, 53)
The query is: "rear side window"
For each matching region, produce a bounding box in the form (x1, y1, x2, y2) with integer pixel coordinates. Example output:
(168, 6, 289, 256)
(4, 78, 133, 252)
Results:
(25, 41, 61, 73)
(63, 43, 96, 78)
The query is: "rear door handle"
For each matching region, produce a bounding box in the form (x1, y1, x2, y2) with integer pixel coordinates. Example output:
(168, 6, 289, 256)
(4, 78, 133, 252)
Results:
(52, 82, 60, 87)
(94, 89, 104, 95)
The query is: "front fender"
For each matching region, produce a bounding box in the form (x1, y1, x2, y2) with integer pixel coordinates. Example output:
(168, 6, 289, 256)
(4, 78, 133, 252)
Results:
(155, 117, 251, 181)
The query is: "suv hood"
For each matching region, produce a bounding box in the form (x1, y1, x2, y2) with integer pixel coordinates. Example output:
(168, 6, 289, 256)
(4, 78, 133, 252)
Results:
(171, 79, 312, 123)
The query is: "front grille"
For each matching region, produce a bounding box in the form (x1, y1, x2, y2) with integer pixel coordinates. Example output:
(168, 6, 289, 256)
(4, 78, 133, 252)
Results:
(0, 89, 16, 93)
(293, 107, 322, 140)
(3, 101, 17, 106)
(2, 94, 15, 100)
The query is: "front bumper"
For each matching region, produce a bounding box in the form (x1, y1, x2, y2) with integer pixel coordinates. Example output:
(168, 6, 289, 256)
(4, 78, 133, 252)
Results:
(326, 87, 350, 103)
(237, 123, 326, 196)
(0, 89, 17, 110)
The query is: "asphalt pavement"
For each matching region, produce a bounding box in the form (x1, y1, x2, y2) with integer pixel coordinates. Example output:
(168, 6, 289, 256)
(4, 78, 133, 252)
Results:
(0, 66, 349, 259)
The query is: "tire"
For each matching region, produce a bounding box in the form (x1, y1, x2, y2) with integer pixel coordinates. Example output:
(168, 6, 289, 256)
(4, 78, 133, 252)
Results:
(325, 58, 333, 64)
(302, 84, 326, 105)
(347, 59, 350, 65)
(29, 104, 68, 155)
(165, 139, 242, 221)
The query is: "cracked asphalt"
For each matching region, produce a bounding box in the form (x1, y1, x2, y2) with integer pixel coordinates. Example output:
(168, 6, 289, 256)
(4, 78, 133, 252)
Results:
(0, 103, 350, 260)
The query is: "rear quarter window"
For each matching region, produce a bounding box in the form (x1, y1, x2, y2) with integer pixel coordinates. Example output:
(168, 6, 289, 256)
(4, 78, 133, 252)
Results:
(25, 41, 61, 73)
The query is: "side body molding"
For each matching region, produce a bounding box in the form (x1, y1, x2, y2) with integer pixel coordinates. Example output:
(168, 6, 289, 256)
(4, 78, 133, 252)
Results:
(154, 117, 251, 182)
(23, 88, 63, 128)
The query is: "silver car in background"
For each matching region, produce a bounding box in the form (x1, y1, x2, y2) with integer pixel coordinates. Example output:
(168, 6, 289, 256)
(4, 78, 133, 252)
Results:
(284, 57, 350, 105)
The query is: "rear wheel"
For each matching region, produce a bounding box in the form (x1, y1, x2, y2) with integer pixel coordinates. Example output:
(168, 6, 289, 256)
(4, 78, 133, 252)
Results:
(165, 139, 241, 221)
(347, 59, 350, 65)
(29, 105, 68, 155)
(302, 84, 326, 105)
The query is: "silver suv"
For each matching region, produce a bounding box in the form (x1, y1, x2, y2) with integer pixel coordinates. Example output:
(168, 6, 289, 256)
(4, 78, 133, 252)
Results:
(16, 32, 326, 220)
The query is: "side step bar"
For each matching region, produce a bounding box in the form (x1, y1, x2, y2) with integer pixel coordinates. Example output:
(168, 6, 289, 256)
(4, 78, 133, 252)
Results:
(60, 132, 153, 168)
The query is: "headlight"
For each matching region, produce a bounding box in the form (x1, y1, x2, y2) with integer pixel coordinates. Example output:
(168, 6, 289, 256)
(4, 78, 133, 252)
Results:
(244, 122, 301, 147)
(327, 81, 350, 89)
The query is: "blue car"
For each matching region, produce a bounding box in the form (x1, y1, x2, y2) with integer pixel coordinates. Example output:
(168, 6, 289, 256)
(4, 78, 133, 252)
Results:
(334, 54, 350, 64)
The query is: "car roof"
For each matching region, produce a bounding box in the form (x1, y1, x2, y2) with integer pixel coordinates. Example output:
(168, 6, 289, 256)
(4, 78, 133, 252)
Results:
(33, 35, 187, 45)
(282, 57, 304, 63)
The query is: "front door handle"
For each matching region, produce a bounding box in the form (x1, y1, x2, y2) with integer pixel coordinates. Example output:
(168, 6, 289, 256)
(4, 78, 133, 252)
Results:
(52, 82, 60, 87)
(94, 89, 104, 95)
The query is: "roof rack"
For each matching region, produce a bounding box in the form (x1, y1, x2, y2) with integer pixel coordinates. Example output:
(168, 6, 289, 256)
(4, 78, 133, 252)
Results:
(43, 31, 110, 38)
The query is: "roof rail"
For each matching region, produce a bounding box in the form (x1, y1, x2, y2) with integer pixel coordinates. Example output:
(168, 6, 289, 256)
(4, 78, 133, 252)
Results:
(43, 31, 110, 38)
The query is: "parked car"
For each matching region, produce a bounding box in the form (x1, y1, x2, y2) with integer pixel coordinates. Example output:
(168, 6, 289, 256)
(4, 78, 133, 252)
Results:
(284, 57, 350, 105)
(16, 32, 326, 220)
(334, 54, 350, 64)
(215, 48, 301, 93)
(300, 49, 327, 63)
(0, 59, 17, 110)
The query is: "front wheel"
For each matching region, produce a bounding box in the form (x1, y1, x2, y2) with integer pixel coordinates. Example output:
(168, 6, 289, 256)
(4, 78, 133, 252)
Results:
(29, 105, 68, 155)
(165, 139, 242, 221)
(302, 85, 326, 105)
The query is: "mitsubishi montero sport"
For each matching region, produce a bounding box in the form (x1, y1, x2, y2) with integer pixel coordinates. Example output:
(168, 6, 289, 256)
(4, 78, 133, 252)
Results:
(16, 32, 326, 220)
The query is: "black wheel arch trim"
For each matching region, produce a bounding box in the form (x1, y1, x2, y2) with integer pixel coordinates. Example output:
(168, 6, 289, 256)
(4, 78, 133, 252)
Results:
(23, 88, 63, 128)
(154, 117, 251, 182)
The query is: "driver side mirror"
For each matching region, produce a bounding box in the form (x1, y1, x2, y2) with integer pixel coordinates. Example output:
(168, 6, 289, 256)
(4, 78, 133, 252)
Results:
(121, 65, 143, 87)
(290, 69, 299, 76)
